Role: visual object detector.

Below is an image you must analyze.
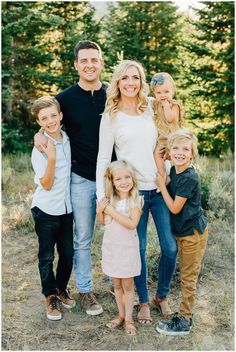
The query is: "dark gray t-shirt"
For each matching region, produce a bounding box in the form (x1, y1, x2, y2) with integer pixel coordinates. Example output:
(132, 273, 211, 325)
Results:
(169, 166, 207, 237)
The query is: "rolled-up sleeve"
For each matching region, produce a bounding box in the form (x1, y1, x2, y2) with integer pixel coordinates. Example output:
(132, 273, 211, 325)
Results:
(31, 147, 47, 185)
(96, 113, 115, 200)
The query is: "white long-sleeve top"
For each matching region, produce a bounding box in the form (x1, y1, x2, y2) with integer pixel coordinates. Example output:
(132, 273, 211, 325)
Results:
(96, 100, 170, 199)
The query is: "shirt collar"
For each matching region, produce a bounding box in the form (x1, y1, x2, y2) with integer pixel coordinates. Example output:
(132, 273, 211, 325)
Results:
(44, 130, 69, 145)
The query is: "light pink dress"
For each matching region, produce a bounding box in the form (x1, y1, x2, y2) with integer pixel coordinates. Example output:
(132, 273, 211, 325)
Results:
(102, 199, 141, 278)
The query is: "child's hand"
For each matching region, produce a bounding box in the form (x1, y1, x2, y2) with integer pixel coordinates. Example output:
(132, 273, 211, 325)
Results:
(155, 146, 166, 159)
(156, 171, 167, 188)
(104, 204, 113, 215)
(163, 150, 171, 160)
(34, 132, 48, 152)
(40, 139, 56, 160)
(161, 99, 170, 108)
(96, 198, 109, 213)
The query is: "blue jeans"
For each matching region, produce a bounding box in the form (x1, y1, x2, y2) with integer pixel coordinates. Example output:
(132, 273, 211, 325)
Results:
(31, 207, 74, 297)
(134, 190, 178, 303)
(71, 172, 96, 293)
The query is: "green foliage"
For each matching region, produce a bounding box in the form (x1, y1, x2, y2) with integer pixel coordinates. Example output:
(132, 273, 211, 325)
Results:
(184, 1, 234, 154)
(2, 1, 101, 153)
(1, 1, 234, 155)
(102, 1, 183, 80)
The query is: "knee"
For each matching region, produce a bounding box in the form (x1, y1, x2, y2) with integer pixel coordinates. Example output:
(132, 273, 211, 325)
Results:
(122, 279, 134, 292)
(113, 281, 122, 291)
(162, 246, 178, 260)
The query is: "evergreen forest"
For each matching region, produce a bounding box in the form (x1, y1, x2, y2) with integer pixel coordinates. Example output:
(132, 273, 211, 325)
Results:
(2, 1, 234, 155)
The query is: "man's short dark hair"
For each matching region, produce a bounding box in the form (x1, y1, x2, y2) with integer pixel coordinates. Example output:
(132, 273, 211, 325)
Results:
(74, 40, 102, 61)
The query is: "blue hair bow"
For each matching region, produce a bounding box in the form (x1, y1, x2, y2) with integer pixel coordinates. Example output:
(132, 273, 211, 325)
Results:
(151, 74, 165, 87)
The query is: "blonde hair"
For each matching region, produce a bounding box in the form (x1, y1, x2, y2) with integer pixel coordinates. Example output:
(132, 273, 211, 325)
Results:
(31, 96, 61, 120)
(104, 160, 142, 223)
(167, 128, 198, 158)
(104, 60, 149, 120)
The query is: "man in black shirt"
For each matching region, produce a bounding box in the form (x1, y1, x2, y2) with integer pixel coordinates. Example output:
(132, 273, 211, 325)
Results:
(35, 41, 105, 315)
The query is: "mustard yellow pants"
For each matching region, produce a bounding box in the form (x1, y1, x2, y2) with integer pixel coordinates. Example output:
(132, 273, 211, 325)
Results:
(176, 228, 208, 319)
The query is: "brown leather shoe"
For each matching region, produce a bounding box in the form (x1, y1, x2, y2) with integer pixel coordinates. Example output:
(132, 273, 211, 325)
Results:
(45, 295, 62, 321)
(57, 288, 76, 309)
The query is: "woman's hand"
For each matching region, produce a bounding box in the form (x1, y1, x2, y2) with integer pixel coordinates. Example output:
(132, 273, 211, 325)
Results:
(96, 197, 109, 214)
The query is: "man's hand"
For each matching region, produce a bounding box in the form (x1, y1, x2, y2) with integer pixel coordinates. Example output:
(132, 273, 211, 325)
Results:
(34, 132, 48, 152)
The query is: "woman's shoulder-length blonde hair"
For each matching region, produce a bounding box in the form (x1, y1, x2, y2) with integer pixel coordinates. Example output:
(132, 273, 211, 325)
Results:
(104, 60, 150, 120)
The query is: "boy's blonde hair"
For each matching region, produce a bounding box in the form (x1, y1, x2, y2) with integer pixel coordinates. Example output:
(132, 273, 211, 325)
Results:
(150, 72, 176, 92)
(31, 96, 61, 120)
(104, 60, 149, 120)
(104, 160, 142, 223)
(168, 128, 198, 158)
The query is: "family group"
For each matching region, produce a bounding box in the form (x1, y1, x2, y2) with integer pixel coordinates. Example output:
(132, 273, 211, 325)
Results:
(30, 40, 208, 336)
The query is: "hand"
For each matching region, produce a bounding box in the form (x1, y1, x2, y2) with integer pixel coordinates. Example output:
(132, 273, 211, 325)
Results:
(156, 146, 166, 159)
(161, 99, 170, 108)
(163, 150, 170, 160)
(104, 203, 113, 215)
(34, 132, 48, 152)
(96, 197, 109, 213)
(40, 139, 56, 160)
(156, 171, 167, 188)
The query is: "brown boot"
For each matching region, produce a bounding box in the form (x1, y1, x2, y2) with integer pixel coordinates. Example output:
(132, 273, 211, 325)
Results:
(45, 295, 62, 321)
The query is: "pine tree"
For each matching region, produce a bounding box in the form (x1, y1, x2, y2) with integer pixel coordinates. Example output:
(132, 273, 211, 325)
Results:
(185, 1, 234, 154)
(102, 1, 183, 81)
(2, 1, 101, 152)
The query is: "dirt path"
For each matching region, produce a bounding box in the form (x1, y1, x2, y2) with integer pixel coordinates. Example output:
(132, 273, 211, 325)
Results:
(2, 220, 234, 351)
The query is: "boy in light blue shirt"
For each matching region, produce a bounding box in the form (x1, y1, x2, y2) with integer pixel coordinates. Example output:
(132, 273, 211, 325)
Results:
(31, 96, 75, 321)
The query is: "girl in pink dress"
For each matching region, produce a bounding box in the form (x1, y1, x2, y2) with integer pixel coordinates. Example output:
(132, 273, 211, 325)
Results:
(96, 160, 142, 335)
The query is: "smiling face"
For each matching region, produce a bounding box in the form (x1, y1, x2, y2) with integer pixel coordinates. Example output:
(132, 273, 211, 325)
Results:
(112, 168, 134, 198)
(37, 105, 62, 137)
(74, 48, 104, 84)
(153, 81, 174, 102)
(169, 139, 193, 172)
(118, 66, 141, 99)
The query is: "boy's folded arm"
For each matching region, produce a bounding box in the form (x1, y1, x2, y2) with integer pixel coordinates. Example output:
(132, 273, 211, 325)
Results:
(40, 158, 56, 190)
(159, 183, 187, 214)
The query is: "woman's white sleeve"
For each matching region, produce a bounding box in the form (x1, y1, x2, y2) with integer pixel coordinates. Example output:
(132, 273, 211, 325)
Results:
(96, 114, 115, 200)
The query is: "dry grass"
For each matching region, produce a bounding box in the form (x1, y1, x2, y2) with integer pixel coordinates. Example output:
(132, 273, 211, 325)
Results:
(1, 154, 235, 351)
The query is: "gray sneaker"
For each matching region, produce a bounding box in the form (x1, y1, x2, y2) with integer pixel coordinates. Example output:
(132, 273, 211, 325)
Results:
(79, 292, 103, 316)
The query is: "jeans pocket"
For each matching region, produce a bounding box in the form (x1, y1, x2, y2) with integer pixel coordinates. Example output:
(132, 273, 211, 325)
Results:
(71, 172, 87, 185)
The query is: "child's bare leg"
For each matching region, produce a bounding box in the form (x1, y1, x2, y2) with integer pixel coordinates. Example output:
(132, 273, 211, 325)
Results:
(113, 277, 125, 318)
(122, 278, 134, 321)
(106, 278, 125, 329)
(122, 278, 136, 335)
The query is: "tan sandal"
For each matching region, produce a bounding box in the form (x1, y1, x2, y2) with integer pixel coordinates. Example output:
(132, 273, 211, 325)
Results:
(153, 297, 172, 318)
(137, 302, 153, 325)
(106, 315, 124, 329)
(125, 320, 137, 335)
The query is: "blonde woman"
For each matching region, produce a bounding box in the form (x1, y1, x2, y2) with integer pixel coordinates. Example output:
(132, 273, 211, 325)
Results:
(96, 60, 178, 324)
(97, 160, 142, 335)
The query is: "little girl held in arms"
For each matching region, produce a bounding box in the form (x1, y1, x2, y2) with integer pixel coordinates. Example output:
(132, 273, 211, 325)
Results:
(151, 72, 184, 180)
(96, 160, 143, 335)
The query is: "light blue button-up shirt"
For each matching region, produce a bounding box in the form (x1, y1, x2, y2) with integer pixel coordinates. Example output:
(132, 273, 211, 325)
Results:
(31, 130, 72, 215)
